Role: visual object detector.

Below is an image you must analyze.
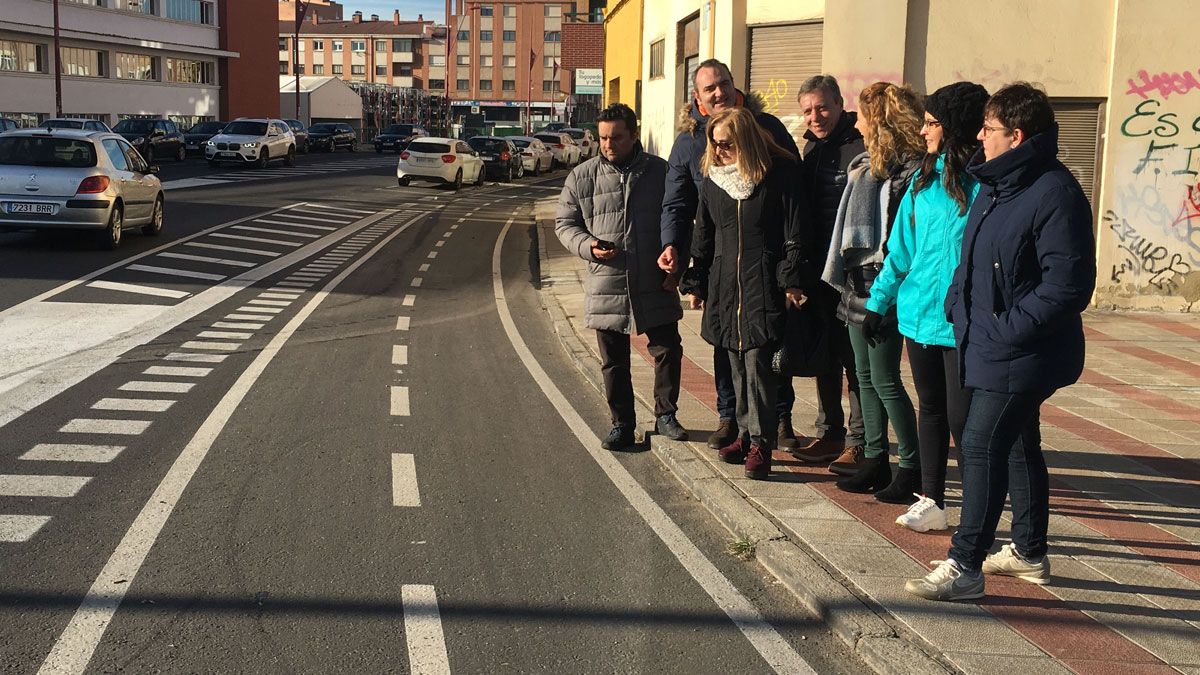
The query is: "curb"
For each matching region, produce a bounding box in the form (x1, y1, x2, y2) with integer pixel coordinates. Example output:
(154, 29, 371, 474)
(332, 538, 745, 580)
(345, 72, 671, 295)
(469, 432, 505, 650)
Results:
(533, 218, 954, 675)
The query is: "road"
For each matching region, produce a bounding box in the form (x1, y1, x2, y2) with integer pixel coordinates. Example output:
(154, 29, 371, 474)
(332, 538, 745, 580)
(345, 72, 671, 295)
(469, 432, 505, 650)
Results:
(0, 151, 862, 673)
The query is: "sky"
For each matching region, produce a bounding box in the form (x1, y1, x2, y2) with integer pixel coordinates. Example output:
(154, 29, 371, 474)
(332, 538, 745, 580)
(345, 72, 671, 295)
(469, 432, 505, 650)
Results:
(341, 1, 445, 23)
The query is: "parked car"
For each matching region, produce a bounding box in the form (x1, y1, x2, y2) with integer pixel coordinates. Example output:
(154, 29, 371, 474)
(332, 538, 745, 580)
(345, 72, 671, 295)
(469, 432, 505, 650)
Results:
(0, 128, 164, 249)
(42, 118, 113, 133)
(307, 122, 357, 152)
(540, 122, 567, 133)
(112, 118, 186, 163)
(183, 120, 227, 155)
(283, 119, 309, 153)
(374, 123, 429, 154)
(534, 132, 582, 169)
(508, 136, 553, 176)
(0, 118, 18, 133)
(204, 118, 296, 168)
(396, 137, 484, 190)
(562, 127, 598, 159)
(467, 136, 524, 182)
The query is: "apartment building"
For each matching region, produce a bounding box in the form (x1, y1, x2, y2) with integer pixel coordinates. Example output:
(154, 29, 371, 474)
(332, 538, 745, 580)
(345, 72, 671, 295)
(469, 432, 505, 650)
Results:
(0, 0, 278, 128)
(278, 0, 342, 22)
(279, 11, 433, 90)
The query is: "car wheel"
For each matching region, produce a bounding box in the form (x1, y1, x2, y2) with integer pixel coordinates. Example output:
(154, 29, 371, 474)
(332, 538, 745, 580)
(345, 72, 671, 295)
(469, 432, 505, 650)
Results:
(348, 141, 356, 153)
(99, 204, 122, 250)
(451, 169, 463, 190)
(532, 161, 541, 177)
(141, 195, 164, 236)
(175, 145, 186, 162)
(517, 162, 525, 179)
(285, 146, 296, 166)
(475, 164, 485, 186)
(257, 149, 269, 168)
(504, 165, 513, 182)
(398, 176, 411, 187)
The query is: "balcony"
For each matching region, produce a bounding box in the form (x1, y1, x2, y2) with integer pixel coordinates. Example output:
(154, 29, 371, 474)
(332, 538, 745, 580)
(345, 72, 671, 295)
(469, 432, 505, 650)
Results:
(391, 52, 414, 63)
(392, 76, 414, 88)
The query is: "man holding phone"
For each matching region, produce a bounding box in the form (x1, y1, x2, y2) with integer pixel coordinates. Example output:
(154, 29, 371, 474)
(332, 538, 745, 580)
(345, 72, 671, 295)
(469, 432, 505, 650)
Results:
(555, 103, 687, 451)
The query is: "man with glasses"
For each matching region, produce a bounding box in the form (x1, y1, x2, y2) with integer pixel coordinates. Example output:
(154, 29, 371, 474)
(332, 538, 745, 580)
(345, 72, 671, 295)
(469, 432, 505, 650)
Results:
(906, 82, 1095, 602)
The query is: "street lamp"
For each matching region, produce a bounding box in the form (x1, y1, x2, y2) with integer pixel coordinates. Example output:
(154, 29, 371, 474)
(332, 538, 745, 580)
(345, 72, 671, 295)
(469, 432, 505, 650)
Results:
(294, 0, 310, 122)
(52, 0, 62, 117)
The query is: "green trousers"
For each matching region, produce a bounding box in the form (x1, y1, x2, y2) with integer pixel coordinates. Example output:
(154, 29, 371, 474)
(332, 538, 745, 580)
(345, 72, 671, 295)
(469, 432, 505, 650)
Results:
(847, 323, 920, 469)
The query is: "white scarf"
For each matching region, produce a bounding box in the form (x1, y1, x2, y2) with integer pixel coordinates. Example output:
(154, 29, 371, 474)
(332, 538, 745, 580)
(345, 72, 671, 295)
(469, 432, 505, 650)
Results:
(708, 163, 756, 200)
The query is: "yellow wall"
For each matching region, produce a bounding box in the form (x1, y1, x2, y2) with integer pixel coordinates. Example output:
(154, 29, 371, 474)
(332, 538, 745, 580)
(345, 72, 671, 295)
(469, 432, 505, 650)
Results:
(603, 0, 644, 113)
(823, 0, 908, 107)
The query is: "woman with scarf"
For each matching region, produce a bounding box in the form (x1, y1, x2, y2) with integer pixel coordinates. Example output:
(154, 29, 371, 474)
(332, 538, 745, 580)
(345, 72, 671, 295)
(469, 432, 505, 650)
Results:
(683, 106, 814, 480)
(821, 82, 924, 499)
(864, 82, 990, 531)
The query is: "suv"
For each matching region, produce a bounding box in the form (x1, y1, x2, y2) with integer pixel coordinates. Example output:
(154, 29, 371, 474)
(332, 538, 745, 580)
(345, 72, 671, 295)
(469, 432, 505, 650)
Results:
(308, 122, 357, 152)
(374, 123, 428, 154)
(205, 118, 296, 168)
(112, 118, 186, 163)
(42, 118, 113, 133)
(283, 119, 310, 153)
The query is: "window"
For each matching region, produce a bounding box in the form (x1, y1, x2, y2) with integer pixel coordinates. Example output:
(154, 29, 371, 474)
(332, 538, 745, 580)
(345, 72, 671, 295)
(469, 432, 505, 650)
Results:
(502, 79, 515, 91)
(312, 39, 324, 51)
(480, 79, 492, 91)
(312, 64, 324, 75)
(115, 53, 155, 80)
(502, 55, 515, 67)
(542, 79, 560, 92)
(480, 31, 493, 42)
(166, 58, 213, 83)
(392, 39, 412, 52)
(0, 40, 46, 73)
(279, 60, 289, 74)
(102, 139, 130, 171)
(332, 64, 343, 75)
(332, 40, 343, 52)
(649, 40, 664, 78)
(503, 30, 516, 41)
(392, 63, 413, 76)
(59, 47, 106, 78)
(279, 38, 288, 51)
(374, 40, 387, 52)
(479, 4, 493, 16)
(457, 79, 469, 90)
(456, 55, 470, 66)
(456, 30, 470, 41)
(164, 0, 212, 23)
(351, 40, 366, 52)
(503, 4, 516, 17)
(543, 56, 555, 67)
(351, 64, 365, 75)
(544, 32, 561, 42)
(480, 55, 493, 67)
(375, 65, 387, 76)
(429, 79, 445, 90)
(298, 39, 305, 52)
(295, 64, 305, 74)
(430, 54, 446, 66)
(545, 4, 561, 17)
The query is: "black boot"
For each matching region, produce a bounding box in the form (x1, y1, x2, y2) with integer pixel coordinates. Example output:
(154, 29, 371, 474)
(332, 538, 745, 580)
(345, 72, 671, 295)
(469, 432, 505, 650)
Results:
(873, 465, 921, 504)
(836, 455, 891, 494)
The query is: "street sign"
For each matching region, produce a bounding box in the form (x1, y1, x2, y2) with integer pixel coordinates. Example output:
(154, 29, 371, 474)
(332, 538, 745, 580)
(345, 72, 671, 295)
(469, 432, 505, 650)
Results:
(575, 68, 603, 95)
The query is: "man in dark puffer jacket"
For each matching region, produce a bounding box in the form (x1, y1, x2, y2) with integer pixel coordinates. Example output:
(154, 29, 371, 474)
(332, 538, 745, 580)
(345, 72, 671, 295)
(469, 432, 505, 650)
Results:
(656, 59, 802, 452)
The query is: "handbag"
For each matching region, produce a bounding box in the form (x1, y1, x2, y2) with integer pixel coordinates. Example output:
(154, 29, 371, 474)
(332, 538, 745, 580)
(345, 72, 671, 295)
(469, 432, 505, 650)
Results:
(771, 296, 837, 377)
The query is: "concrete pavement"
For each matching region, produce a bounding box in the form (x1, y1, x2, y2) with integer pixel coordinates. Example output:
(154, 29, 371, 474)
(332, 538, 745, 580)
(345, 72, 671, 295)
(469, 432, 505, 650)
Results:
(534, 199, 1200, 675)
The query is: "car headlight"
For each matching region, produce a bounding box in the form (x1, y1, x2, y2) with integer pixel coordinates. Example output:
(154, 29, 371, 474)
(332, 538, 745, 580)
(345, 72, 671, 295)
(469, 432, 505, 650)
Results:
(242, 142, 258, 148)
(206, 140, 216, 146)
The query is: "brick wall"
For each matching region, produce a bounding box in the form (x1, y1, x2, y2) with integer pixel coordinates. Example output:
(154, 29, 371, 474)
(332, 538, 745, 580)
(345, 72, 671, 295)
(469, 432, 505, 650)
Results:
(561, 23, 604, 69)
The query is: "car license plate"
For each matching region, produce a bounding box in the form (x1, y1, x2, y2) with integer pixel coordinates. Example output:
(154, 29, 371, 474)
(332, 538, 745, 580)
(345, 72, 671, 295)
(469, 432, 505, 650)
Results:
(219, 152, 238, 158)
(7, 202, 55, 215)
(482, 155, 495, 160)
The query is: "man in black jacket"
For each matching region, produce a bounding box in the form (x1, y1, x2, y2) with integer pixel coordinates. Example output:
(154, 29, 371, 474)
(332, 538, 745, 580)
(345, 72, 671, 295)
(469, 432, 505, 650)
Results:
(789, 75, 867, 476)
(657, 59, 802, 452)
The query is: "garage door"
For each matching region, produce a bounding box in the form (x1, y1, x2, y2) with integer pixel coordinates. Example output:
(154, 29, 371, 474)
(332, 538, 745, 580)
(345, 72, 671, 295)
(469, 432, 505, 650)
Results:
(748, 22, 823, 149)
(1051, 99, 1104, 212)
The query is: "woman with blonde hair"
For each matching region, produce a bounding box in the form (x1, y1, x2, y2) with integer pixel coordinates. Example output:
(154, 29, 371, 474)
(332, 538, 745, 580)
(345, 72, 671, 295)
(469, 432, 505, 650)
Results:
(821, 82, 924, 498)
(682, 106, 815, 480)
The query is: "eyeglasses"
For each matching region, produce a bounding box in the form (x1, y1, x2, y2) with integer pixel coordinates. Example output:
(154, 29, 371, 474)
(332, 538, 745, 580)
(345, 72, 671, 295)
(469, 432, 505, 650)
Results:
(981, 124, 1010, 137)
(712, 139, 735, 151)
(922, 119, 942, 129)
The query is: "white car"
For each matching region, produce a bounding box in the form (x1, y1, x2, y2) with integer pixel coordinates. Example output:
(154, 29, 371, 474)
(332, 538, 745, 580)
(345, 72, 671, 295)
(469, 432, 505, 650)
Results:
(42, 118, 113, 133)
(562, 128, 598, 159)
(205, 118, 296, 168)
(509, 136, 553, 176)
(534, 132, 582, 169)
(397, 137, 485, 190)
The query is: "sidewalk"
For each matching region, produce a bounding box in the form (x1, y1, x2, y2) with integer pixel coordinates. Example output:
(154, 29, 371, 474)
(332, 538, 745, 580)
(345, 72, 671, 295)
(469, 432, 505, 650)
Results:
(533, 200, 1200, 675)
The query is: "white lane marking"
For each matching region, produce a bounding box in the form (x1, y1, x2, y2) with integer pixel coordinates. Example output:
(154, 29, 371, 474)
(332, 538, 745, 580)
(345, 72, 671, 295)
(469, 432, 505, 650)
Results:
(0, 515, 52, 542)
(232, 225, 320, 239)
(185, 242, 279, 258)
(419, 264, 430, 272)
(235, 306, 283, 314)
(390, 386, 410, 416)
(60, 418, 151, 435)
(119, 381, 195, 393)
(450, 224, 459, 230)
(258, 293, 301, 300)
(402, 295, 416, 307)
(427, 251, 438, 259)
(164, 352, 227, 363)
(277, 211, 351, 224)
(20, 444, 125, 463)
(392, 345, 408, 366)
(210, 233, 303, 248)
(391, 454, 421, 507)
(395, 316, 410, 331)
(276, 282, 312, 289)
(144, 365, 212, 377)
(197, 331, 252, 340)
(402, 585, 450, 675)
(434, 241, 445, 248)
(322, 254, 351, 260)
(411, 278, 423, 288)
(303, 265, 338, 271)
(255, 217, 340, 229)
(0, 475, 91, 497)
(126, 264, 226, 282)
(213, 322, 266, 330)
(85, 281, 189, 300)
(247, 299, 292, 307)
(266, 288, 304, 296)
(37, 212, 424, 675)
(442, 231, 453, 238)
(302, 202, 374, 215)
(226, 312, 275, 320)
(456, 218, 466, 223)
(92, 398, 175, 412)
(157, 252, 256, 268)
(490, 220, 816, 675)
(178, 341, 240, 352)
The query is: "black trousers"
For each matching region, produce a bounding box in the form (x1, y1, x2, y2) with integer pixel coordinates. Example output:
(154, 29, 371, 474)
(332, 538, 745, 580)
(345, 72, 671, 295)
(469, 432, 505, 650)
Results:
(905, 339, 972, 507)
(596, 323, 683, 426)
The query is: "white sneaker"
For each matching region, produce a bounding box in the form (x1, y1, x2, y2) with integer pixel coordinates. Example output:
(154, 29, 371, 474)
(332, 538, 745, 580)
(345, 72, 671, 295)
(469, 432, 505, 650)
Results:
(982, 543, 1051, 585)
(895, 495, 948, 532)
(904, 558, 985, 601)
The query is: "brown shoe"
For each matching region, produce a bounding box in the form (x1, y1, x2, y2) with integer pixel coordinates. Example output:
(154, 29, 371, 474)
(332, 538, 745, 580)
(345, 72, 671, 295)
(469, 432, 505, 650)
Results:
(789, 437, 843, 463)
(777, 420, 798, 450)
(828, 445, 865, 476)
(707, 419, 738, 449)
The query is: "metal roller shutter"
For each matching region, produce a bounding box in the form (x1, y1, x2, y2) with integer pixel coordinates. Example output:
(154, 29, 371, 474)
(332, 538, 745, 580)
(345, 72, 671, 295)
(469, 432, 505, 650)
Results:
(1051, 100, 1104, 210)
(748, 22, 823, 149)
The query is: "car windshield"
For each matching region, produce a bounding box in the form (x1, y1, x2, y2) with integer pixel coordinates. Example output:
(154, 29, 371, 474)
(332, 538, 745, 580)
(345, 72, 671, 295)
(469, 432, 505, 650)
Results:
(114, 119, 156, 134)
(535, 134, 561, 144)
(222, 121, 268, 136)
(0, 136, 97, 167)
(468, 138, 509, 152)
(309, 124, 337, 133)
(564, 129, 586, 139)
(44, 120, 85, 129)
(189, 121, 226, 134)
(383, 124, 414, 135)
(511, 139, 531, 148)
(285, 120, 305, 131)
(407, 141, 451, 154)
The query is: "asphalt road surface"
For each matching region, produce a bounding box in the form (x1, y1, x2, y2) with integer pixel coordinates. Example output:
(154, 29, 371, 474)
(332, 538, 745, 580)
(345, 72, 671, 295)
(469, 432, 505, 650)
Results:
(0, 152, 863, 674)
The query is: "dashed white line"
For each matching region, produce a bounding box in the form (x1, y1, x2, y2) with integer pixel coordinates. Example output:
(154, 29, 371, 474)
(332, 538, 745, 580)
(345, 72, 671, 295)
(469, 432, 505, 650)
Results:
(434, 241, 445, 247)
(411, 278, 423, 287)
(213, 321, 265, 330)
(92, 398, 175, 412)
(402, 585, 450, 675)
(442, 231, 453, 238)
(164, 352, 227, 363)
(157, 252, 256, 268)
(392, 345, 408, 366)
(180, 340, 242, 351)
(127, 264, 226, 282)
(20, 444, 126, 463)
(0, 515, 52, 542)
(60, 418, 152, 435)
(391, 454, 421, 507)
(232, 225, 320, 239)
(402, 295, 416, 307)
(185, 242, 280, 257)
(427, 251, 438, 259)
(235, 306, 283, 314)
(144, 365, 212, 377)
(210, 233, 303, 247)
(390, 386, 410, 416)
(419, 264, 430, 272)
(247, 299, 292, 307)
(0, 474, 91, 497)
(85, 280, 189, 299)
(276, 282, 312, 288)
(395, 316, 410, 331)
(119, 380, 196, 393)
(302, 202, 373, 215)
(255, 216, 339, 229)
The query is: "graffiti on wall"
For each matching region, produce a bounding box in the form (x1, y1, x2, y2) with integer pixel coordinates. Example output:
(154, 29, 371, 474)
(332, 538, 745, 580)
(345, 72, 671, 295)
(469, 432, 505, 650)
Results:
(1100, 71, 1200, 310)
(952, 58, 1070, 94)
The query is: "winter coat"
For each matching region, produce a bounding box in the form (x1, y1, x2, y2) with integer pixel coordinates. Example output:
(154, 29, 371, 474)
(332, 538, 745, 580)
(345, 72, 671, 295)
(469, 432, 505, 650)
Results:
(685, 157, 815, 352)
(660, 91, 801, 257)
(800, 110, 866, 254)
(555, 145, 683, 334)
(945, 125, 1096, 394)
(865, 155, 979, 347)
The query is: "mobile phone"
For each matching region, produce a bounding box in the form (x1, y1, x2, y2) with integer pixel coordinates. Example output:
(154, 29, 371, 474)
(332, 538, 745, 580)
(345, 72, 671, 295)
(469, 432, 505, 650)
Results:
(595, 239, 616, 251)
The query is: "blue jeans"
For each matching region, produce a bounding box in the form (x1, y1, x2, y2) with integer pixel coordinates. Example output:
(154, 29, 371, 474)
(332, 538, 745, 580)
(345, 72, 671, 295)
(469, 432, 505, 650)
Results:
(714, 345, 794, 423)
(948, 389, 1050, 571)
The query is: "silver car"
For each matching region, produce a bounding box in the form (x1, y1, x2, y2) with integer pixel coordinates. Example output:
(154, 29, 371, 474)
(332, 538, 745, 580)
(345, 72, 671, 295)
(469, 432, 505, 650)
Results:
(0, 128, 163, 249)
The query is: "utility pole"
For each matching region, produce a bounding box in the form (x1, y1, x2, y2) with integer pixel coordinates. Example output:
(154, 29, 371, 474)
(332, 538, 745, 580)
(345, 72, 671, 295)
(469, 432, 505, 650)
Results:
(294, 0, 310, 122)
(52, 0, 62, 117)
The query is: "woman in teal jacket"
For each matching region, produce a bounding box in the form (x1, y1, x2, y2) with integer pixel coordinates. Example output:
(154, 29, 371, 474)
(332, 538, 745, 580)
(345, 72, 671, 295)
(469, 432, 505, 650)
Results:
(862, 82, 989, 531)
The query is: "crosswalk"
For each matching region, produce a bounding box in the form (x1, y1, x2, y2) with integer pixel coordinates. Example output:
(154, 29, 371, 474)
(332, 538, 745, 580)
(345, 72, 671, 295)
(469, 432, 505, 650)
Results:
(161, 156, 401, 190)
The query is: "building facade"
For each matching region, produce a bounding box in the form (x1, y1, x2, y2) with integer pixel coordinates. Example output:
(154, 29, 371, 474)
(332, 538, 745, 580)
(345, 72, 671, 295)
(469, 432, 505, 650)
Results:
(278, 0, 342, 22)
(626, 0, 1199, 312)
(220, 0, 280, 120)
(0, 0, 264, 128)
(278, 11, 433, 90)
(601, 0, 640, 114)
